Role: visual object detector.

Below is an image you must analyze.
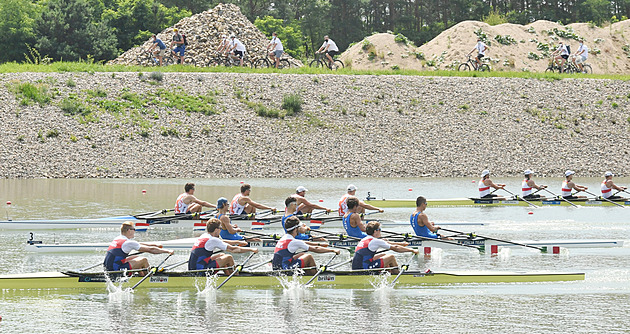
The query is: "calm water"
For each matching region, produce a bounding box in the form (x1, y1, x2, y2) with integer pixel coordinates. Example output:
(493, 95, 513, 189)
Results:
(0, 178, 629, 333)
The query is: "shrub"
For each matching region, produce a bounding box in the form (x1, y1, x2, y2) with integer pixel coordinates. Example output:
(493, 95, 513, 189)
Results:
(9, 82, 51, 106)
(361, 39, 373, 51)
(60, 97, 90, 116)
(46, 129, 59, 138)
(391, 65, 400, 70)
(527, 52, 541, 60)
(150, 72, 163, 82)
(495, 34, 517, 45)
(66, 78, 76, 87)
(474, 28, 492, 46)
(394, 33, 411, 45)
(483, 8, 507, 26)
(282, 93, 303, 116)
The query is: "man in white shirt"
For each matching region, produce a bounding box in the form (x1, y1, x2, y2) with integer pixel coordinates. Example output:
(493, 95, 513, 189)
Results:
(352, 221, 417, 274)
(316, 35, 339, 68)
(216, 35, 230, 55)
(573, 38, 589, 73)
(552, 41, 570, 72)
(468, 37, 488, 69)
(267, 32, 284, 68)
(338, 184, 383, 216)
(174, 182, 216, 217)
(228, 35, 247, 67)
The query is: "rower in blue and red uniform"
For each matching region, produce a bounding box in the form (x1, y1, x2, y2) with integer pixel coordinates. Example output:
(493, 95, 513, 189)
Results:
(342, 197, 368, 238)
(410, 196, 452, 239)
(104, 221, 174, 274)
(188, 218, 258, 274)
(272, 216, 339, 276)
(283, 197, 312, 240)
(352, 221, 417, 274)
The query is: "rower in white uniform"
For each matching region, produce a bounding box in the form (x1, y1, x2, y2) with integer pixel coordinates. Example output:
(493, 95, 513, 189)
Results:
(478, 170, 505, 198)
(601, 171, 628, 200)
(291, 186, 331, 214)
(561, 170, 588, 199)
(174, 183, 216, 217)
(338, 184, 383, 216)
(521, 170, 547, 199)
(229, 184, 276, 215)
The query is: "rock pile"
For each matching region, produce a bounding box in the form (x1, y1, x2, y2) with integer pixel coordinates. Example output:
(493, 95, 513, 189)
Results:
(108, 3, 302, 67)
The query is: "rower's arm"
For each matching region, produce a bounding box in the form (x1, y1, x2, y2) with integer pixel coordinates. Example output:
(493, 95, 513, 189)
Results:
(353, 216, 367, 232)
(300, 198, 328, 211)
(226, 245, 258, 253)
(359, 200, 384, 212)
(611, 183, 627, 191)
(138, 245, 173, 255)
(192, 197, 216, 208)
(574, 183, 588, 191)
(244, 197, 274, 210)
(221, 217, 240, 234)
(529, 180, 546, 189)
(305, 241, 328, 247)
(307, 246, 339, 254)
(488, 181, 505, 189)
(224, 240, 247, 246)
(389, 244, 418, 254)
(420, 215, 439, 233)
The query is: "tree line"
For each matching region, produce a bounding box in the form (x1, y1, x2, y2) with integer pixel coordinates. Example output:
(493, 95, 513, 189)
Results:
(1, 0, 628, 63)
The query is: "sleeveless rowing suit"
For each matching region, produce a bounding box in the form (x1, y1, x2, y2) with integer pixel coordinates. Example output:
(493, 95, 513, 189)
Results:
(600, 181, 620, 200)
(478, 180, 493, 198)
(104, 236, 140, 271)
(188, 233, 228, 270)
(410, 211, 438, 239)
(281, 214, 310, 240)
(218, 213, 244, 240)
(352, 236, 390, 270)
(272, 234, 308, 270)
(229, 193, 245, 215)
(343, 212, 367, 239)
(174, 193, 189, 214)
(561, 181, 574, 199)
(522, 179, 533, 197)
(338, 194, 351, 216)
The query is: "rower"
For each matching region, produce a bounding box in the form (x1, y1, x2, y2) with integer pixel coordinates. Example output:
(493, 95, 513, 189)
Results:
(188, 218, 258, 274)
(291, 186, 331, 214)
(283, 197, 312, 240)
(217, 197, 260, 242)
(562, 170, 588, 200)
(272, 216, 339, 275)
(410, 196, 452, 240)
(229, 184, 276, 215)
(522, 170, 547, 199)
(338, 184, 383, 216)
(104, 221, 174, 274)
(342, 197, 368, 239)
(174, 183, 216, 218)
(352, 221, 418, 274)
(601, 171, 627, 200)
(478, 170, 505, 198)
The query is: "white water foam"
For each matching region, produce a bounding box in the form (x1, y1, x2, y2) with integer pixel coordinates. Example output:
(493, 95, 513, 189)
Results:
(370, 271, 393, 292)
(196, 273, 220, 295)
(105, 273, 134, 301)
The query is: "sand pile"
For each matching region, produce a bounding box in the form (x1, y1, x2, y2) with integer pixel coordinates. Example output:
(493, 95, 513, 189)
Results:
(108, 3, 302, 67)
(342, 20, 630, 74)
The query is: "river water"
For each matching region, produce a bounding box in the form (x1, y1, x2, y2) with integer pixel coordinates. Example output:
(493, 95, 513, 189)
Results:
(1, 178, 629, 333)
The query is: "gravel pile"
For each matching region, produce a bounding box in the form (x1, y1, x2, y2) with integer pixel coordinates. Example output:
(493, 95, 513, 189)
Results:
(108, 3, 302, 67)
(1, 72, 629, 178)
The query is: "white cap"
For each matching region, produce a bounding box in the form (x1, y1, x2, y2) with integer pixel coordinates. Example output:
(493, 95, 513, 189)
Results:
(605, 171, 614, 177)
(480, 170, 490, 177)
(565, 170, 575, 177)
(347, 184, 357, 191)
(524, 169, 533, 175)
(296, 186, 308, 193)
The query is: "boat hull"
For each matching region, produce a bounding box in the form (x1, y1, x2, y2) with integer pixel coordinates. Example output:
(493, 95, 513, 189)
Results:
(366, 198, 630, 208)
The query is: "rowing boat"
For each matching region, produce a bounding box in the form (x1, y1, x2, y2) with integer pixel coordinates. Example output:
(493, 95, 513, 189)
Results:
(24, 236, 624, 253)
(365, 197, 630, 208)
(0, 269, 585, 290)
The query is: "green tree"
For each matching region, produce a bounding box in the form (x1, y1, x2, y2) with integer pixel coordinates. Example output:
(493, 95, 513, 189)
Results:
(254, 16, 305, 58)
(299, 0, 331, 57)
(0, 0, 40, 62)
(35, 0, 118, 61)
(579, 0, 611, 25)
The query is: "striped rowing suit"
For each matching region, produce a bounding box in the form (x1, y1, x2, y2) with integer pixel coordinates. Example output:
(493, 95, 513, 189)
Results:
(174, 193, 190, 214)
(272, 234, 308, 270)
(478, 180, 496, 198)
(338, 194, 351, 216)
(217, 213, 244, 240)
(104, 236, 141, 271)
(229, 193, 245, 215)
(522, 179, 541, 199)
(410, 211, 438, 239)
(281, 214, 310, 240)
(343, 212, 367, 239)
(352, 236, 390, 270)
(600, 181, 622, 200)
(188, 233, 228, 270)
(561, 181, 576, 199)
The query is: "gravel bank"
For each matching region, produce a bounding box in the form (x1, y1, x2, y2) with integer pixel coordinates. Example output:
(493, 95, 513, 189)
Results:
(1, 72, 629, 178)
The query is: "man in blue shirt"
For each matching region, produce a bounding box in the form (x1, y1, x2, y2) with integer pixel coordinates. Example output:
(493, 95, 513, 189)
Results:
(149, 35, 167, 66)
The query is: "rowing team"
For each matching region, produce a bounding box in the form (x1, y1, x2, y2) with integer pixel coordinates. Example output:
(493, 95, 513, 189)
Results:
(479, 170, 628, 200)
(103, 196, 446, 276)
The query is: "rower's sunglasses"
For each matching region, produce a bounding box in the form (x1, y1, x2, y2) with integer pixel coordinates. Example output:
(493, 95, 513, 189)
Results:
(130, 228, 136, 231)
(375, 228, 381, 231)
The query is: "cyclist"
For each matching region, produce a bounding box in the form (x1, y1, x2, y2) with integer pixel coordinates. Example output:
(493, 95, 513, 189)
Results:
(468, 37, 488, 69)
(171, 28, 185, 65)
(315, 35, 339, 68)
(148, 34, 167, 66)
(572, 38, 588, 73)
(216, 34, 230, 55)
(551, 41, 569, 73)
(267, 32, 283, 68)
(228, 35, 246, 67)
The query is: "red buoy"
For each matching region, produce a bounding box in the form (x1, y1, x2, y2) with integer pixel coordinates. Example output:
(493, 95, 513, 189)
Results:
(528, 211, 533, 215)
(6, 201, 10, 205)
(141, 189, 147, 194)
(408, 188, 413, 191)
(319, 199, 323, 202)
(240, 181, 244, 184)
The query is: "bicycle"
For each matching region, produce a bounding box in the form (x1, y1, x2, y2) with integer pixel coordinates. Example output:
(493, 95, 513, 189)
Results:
(254, 52, 291, 69)
(136, 50, 173, 66)
(309, 52, 344, 70)
(171, 54, 198, 67)
(206, 52, 252, 68)
(458, 54, 490, 71)
(565, 55, 592, 74)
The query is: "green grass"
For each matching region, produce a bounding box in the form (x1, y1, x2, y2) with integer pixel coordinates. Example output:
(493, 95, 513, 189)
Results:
(2, 61, 630, 81)
(8, 81, 52, 106)
(282, 93, 304, 116)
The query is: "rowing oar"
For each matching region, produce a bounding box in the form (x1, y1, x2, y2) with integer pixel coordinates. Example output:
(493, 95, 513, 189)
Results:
(148, 209, 217, 224)
(131, 253, 174, 290)
(305, 253, 338, 286)
(310, 229, 363, 241)
(216, 252, 256, 290)
(582, 190, 626, 208)
(438, 228, 546, 252)
(133, 208, 174, 219)
(380, 230, 482, 251)
(390, 253, 417, 287)
(542, 189, 580, 208)
(501, 188, 539, 208)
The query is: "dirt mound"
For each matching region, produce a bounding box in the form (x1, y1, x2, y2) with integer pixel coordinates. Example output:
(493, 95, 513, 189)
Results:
(342, 20, 630, 74)
(109, 3, 301, 67)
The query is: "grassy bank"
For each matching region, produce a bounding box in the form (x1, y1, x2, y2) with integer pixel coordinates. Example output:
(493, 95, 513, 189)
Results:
(1, 61, 630, 81)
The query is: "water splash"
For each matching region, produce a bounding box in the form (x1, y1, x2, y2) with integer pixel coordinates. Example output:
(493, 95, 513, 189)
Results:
(105, 273, 134, 301)
(370, 271, 393, 292)
(196, 273, 220, 295)
(496, 247, 512, 261)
